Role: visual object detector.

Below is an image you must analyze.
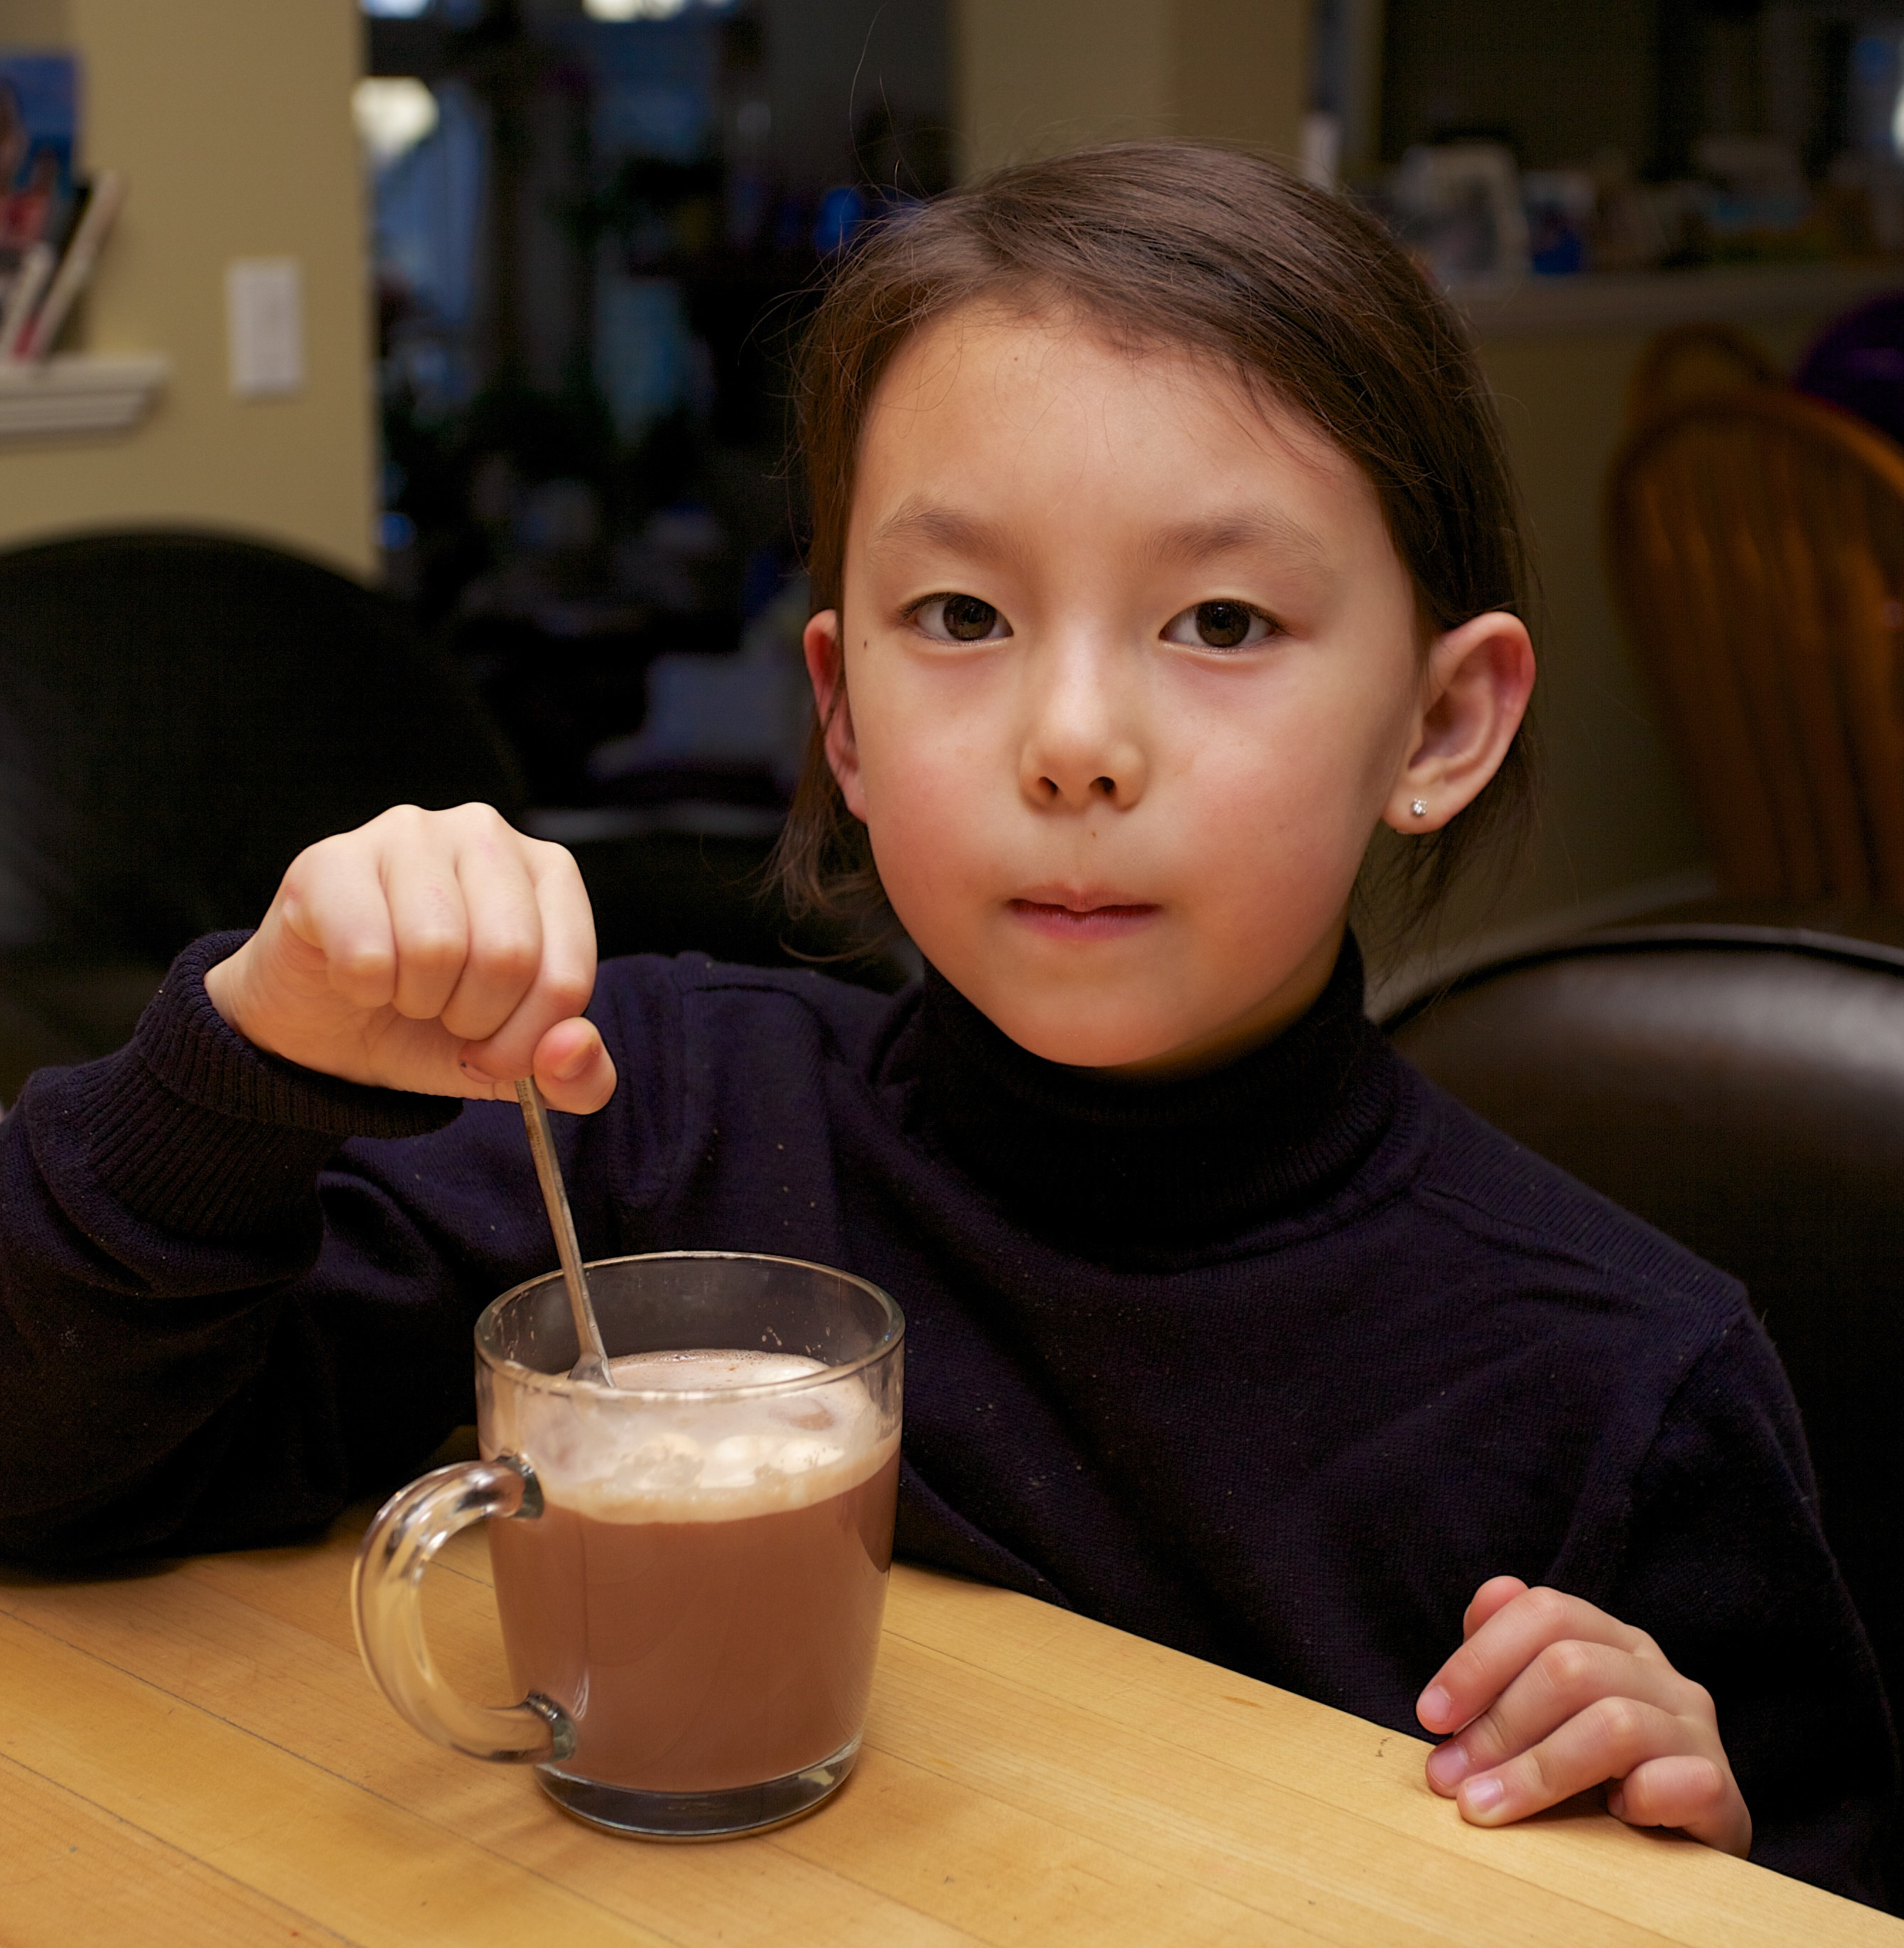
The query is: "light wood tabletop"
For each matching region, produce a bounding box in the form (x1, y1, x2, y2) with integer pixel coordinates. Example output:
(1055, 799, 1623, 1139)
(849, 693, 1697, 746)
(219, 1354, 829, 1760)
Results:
(1, 1487, 1895, 1947)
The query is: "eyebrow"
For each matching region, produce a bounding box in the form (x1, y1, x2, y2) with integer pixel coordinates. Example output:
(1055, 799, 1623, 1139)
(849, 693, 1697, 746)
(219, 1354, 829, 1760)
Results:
(863, 498, 1025, 569)
(863, 498, 1331, 579)
(1138, 509, 1332, 575)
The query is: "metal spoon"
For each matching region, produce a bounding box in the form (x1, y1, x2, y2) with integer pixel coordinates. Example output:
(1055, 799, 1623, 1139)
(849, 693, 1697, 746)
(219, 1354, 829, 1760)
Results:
(514, 1077, 616, 1389)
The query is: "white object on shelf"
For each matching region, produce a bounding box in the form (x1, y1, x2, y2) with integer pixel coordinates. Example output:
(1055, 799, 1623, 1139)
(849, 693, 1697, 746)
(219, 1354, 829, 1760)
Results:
(226, 257, 303, 399)
(0, 353, 169, 442)
(0, 243, 56, 359)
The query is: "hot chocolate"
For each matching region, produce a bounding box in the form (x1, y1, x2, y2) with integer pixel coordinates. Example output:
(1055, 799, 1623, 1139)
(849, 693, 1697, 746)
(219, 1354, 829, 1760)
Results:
(486, 1350, 900, 1792)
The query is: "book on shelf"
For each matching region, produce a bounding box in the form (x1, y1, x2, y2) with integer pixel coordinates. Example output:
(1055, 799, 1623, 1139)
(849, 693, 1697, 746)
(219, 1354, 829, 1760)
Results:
(0, 52, 77, 299)
(1, 54, 124, 366)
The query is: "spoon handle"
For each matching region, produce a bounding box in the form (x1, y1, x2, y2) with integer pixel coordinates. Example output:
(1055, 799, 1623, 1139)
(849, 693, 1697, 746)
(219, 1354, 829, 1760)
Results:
(514, 1077, 614, 1384)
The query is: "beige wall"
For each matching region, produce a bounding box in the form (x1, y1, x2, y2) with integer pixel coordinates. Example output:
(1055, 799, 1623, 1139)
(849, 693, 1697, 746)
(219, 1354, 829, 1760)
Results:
(0, 0, 375, 576)
(954, 0, 1308, 175)
(1469, 329, 1709, 940)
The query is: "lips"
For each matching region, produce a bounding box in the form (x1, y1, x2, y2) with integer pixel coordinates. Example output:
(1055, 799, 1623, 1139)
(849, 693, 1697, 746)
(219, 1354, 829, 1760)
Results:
(1006, 891, 1161, 940)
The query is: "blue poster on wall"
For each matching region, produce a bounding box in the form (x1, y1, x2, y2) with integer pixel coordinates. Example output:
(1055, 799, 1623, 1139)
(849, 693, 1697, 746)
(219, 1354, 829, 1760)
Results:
(0, 52, 78, 267)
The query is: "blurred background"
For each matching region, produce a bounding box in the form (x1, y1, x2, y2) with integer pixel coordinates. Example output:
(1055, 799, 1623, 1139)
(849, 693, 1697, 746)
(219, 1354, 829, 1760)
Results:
(6, 0, 1904, 1021)
(357, 0, 952, 824)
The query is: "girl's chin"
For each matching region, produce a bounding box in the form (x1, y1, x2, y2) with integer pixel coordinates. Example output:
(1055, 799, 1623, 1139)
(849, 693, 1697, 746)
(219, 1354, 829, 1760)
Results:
(972, 967, 1318, 1075)
(969, 993, 1195, 1070)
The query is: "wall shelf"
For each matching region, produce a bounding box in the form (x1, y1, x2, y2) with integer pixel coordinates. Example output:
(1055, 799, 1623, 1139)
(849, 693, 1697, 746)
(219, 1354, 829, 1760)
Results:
(1458, 262, 1904, 343)
(0, 354, 168, 444)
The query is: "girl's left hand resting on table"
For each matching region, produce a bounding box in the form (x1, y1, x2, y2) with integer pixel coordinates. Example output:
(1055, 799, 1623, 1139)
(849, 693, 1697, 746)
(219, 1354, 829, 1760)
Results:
(1418, 1577, 1751, 1856)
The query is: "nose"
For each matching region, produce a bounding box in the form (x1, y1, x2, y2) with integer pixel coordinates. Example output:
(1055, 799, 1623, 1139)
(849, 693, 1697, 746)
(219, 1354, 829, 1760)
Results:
(1018, 631, 1149, 812)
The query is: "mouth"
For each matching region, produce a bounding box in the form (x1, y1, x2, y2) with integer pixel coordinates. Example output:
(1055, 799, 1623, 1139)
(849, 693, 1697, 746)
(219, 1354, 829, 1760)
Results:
(1006, 892, 1161, 941)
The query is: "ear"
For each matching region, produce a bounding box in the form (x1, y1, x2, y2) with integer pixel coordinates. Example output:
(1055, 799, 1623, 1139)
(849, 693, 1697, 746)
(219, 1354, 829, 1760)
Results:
(802, 608, 868, 821)
(1382, 610, 1535, 834)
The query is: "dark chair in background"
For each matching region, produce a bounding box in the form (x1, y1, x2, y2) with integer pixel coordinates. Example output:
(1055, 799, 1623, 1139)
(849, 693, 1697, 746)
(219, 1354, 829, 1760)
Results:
(1606, 387, 1904, 910)
(0, 529, 901, 1103)
(0, 529, 526, 1100)
(0, 529, 529, 952)
(1388, 924, 1904, 1748)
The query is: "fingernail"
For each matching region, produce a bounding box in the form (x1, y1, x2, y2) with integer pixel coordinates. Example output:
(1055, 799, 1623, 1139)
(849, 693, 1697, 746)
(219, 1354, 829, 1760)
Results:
(550, 1046, 589, 1082)
(460, 1059, 499, 1083)
(1461, 1775, 1506, 1818)
(1426, 1739, 1470, 1788)
(1419, 1684, 1452, 1728)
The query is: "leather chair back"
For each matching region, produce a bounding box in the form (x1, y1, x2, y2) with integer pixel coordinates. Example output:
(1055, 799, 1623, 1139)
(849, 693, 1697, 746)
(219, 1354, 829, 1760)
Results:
(0, 529, 523, 964)
(0, 529, 525, 1102)
(1388, 925, 1904, 1730)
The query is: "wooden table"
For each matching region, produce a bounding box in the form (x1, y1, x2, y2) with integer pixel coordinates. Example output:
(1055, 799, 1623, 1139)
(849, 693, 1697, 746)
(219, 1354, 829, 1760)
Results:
(2, 1497, 1895, 1947)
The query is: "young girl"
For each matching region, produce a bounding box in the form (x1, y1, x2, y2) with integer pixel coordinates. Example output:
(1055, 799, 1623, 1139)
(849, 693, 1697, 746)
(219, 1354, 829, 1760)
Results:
(1, 144, 1893, 1907)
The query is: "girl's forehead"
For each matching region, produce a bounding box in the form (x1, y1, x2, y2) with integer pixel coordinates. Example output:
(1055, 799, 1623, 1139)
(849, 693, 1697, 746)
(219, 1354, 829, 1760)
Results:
(854, 305, 1368, 524)
(881, 303, 1277, 416)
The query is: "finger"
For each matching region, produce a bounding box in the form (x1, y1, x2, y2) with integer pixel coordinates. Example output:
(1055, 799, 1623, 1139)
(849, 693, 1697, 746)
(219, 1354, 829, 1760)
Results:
(1453, 1694, 1691, 1827)
(1419, 1586, 1647, 1736)
(1462, 1575, 1528, 1641)
(1426, 1638, 1692, 1790)
(534, 1018, 618, 1114)
(453, 1020, 614, 1110)
(357, 1008, 506, 1101)
(461, 840, 598, 1081)
(1608, 1756, 1750, 1854)
(379, 815, 473, 1022)
(278, 836, 400, 1012)
(437, 819, 544, 1045)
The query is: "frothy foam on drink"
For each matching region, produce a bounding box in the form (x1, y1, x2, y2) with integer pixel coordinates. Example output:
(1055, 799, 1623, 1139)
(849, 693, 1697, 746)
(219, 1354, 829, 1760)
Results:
(488, 1347, 896, 1522)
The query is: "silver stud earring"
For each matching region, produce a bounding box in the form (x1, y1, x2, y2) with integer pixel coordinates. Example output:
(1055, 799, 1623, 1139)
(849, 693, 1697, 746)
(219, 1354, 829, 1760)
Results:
(1410, 797, 1428, 818)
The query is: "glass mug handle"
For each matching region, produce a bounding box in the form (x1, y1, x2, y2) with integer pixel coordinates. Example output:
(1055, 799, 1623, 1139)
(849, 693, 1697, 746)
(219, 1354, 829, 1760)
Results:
(351, 1455, 575, 1764)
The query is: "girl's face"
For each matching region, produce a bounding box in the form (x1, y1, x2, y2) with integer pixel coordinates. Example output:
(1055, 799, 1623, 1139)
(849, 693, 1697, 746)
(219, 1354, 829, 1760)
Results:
(807, 307, 1532, 1071)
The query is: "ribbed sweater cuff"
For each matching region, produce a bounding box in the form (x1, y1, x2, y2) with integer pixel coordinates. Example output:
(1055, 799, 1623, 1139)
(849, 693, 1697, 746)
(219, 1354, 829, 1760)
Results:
(77, 931, 461, 1240)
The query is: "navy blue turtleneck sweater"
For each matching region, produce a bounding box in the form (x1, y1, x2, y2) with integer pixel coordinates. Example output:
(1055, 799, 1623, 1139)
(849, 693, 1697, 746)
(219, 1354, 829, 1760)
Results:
(0, 934, 1893, 1907)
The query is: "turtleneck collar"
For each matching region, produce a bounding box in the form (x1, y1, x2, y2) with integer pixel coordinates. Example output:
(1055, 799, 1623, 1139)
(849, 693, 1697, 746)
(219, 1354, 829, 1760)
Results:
(886, 933, 1399, 1250)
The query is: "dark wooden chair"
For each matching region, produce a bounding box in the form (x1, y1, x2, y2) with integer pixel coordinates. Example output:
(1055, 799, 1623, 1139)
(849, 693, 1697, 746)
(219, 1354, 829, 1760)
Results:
(1625, 321, 1781, 429)
(1605, 386, 1904, 908)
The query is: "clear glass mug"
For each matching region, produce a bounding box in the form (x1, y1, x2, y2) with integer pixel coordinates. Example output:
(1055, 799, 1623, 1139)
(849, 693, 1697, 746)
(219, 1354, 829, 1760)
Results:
(352, 1252, 904, 1839)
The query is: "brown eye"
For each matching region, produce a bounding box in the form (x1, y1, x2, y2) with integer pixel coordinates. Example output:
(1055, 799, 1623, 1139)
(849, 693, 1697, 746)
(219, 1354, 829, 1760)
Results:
(1161, 599, 1276, 652)
(1195, 601, 1252, 647)
(942, 595, 999, 640)
(914, 593, 1009, 642)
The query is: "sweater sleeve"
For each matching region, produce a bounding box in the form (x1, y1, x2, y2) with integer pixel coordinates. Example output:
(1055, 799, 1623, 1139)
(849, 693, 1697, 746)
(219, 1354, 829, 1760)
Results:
(0, 933, 532, 1563)
(1610, 1318, 1899, 1911)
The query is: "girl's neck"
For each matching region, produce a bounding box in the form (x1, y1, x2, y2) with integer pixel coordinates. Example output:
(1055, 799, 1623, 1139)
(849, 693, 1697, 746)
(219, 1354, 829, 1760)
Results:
(891, 932, 1399, 1252)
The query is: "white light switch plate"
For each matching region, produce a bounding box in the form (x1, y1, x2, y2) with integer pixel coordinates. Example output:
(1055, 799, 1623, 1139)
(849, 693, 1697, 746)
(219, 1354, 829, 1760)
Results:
(227, 257, 304, 398)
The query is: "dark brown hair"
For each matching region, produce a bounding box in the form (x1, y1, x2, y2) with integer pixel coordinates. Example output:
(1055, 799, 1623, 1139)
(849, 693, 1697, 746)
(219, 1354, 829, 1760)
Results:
(773, 140, 1537, 942)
